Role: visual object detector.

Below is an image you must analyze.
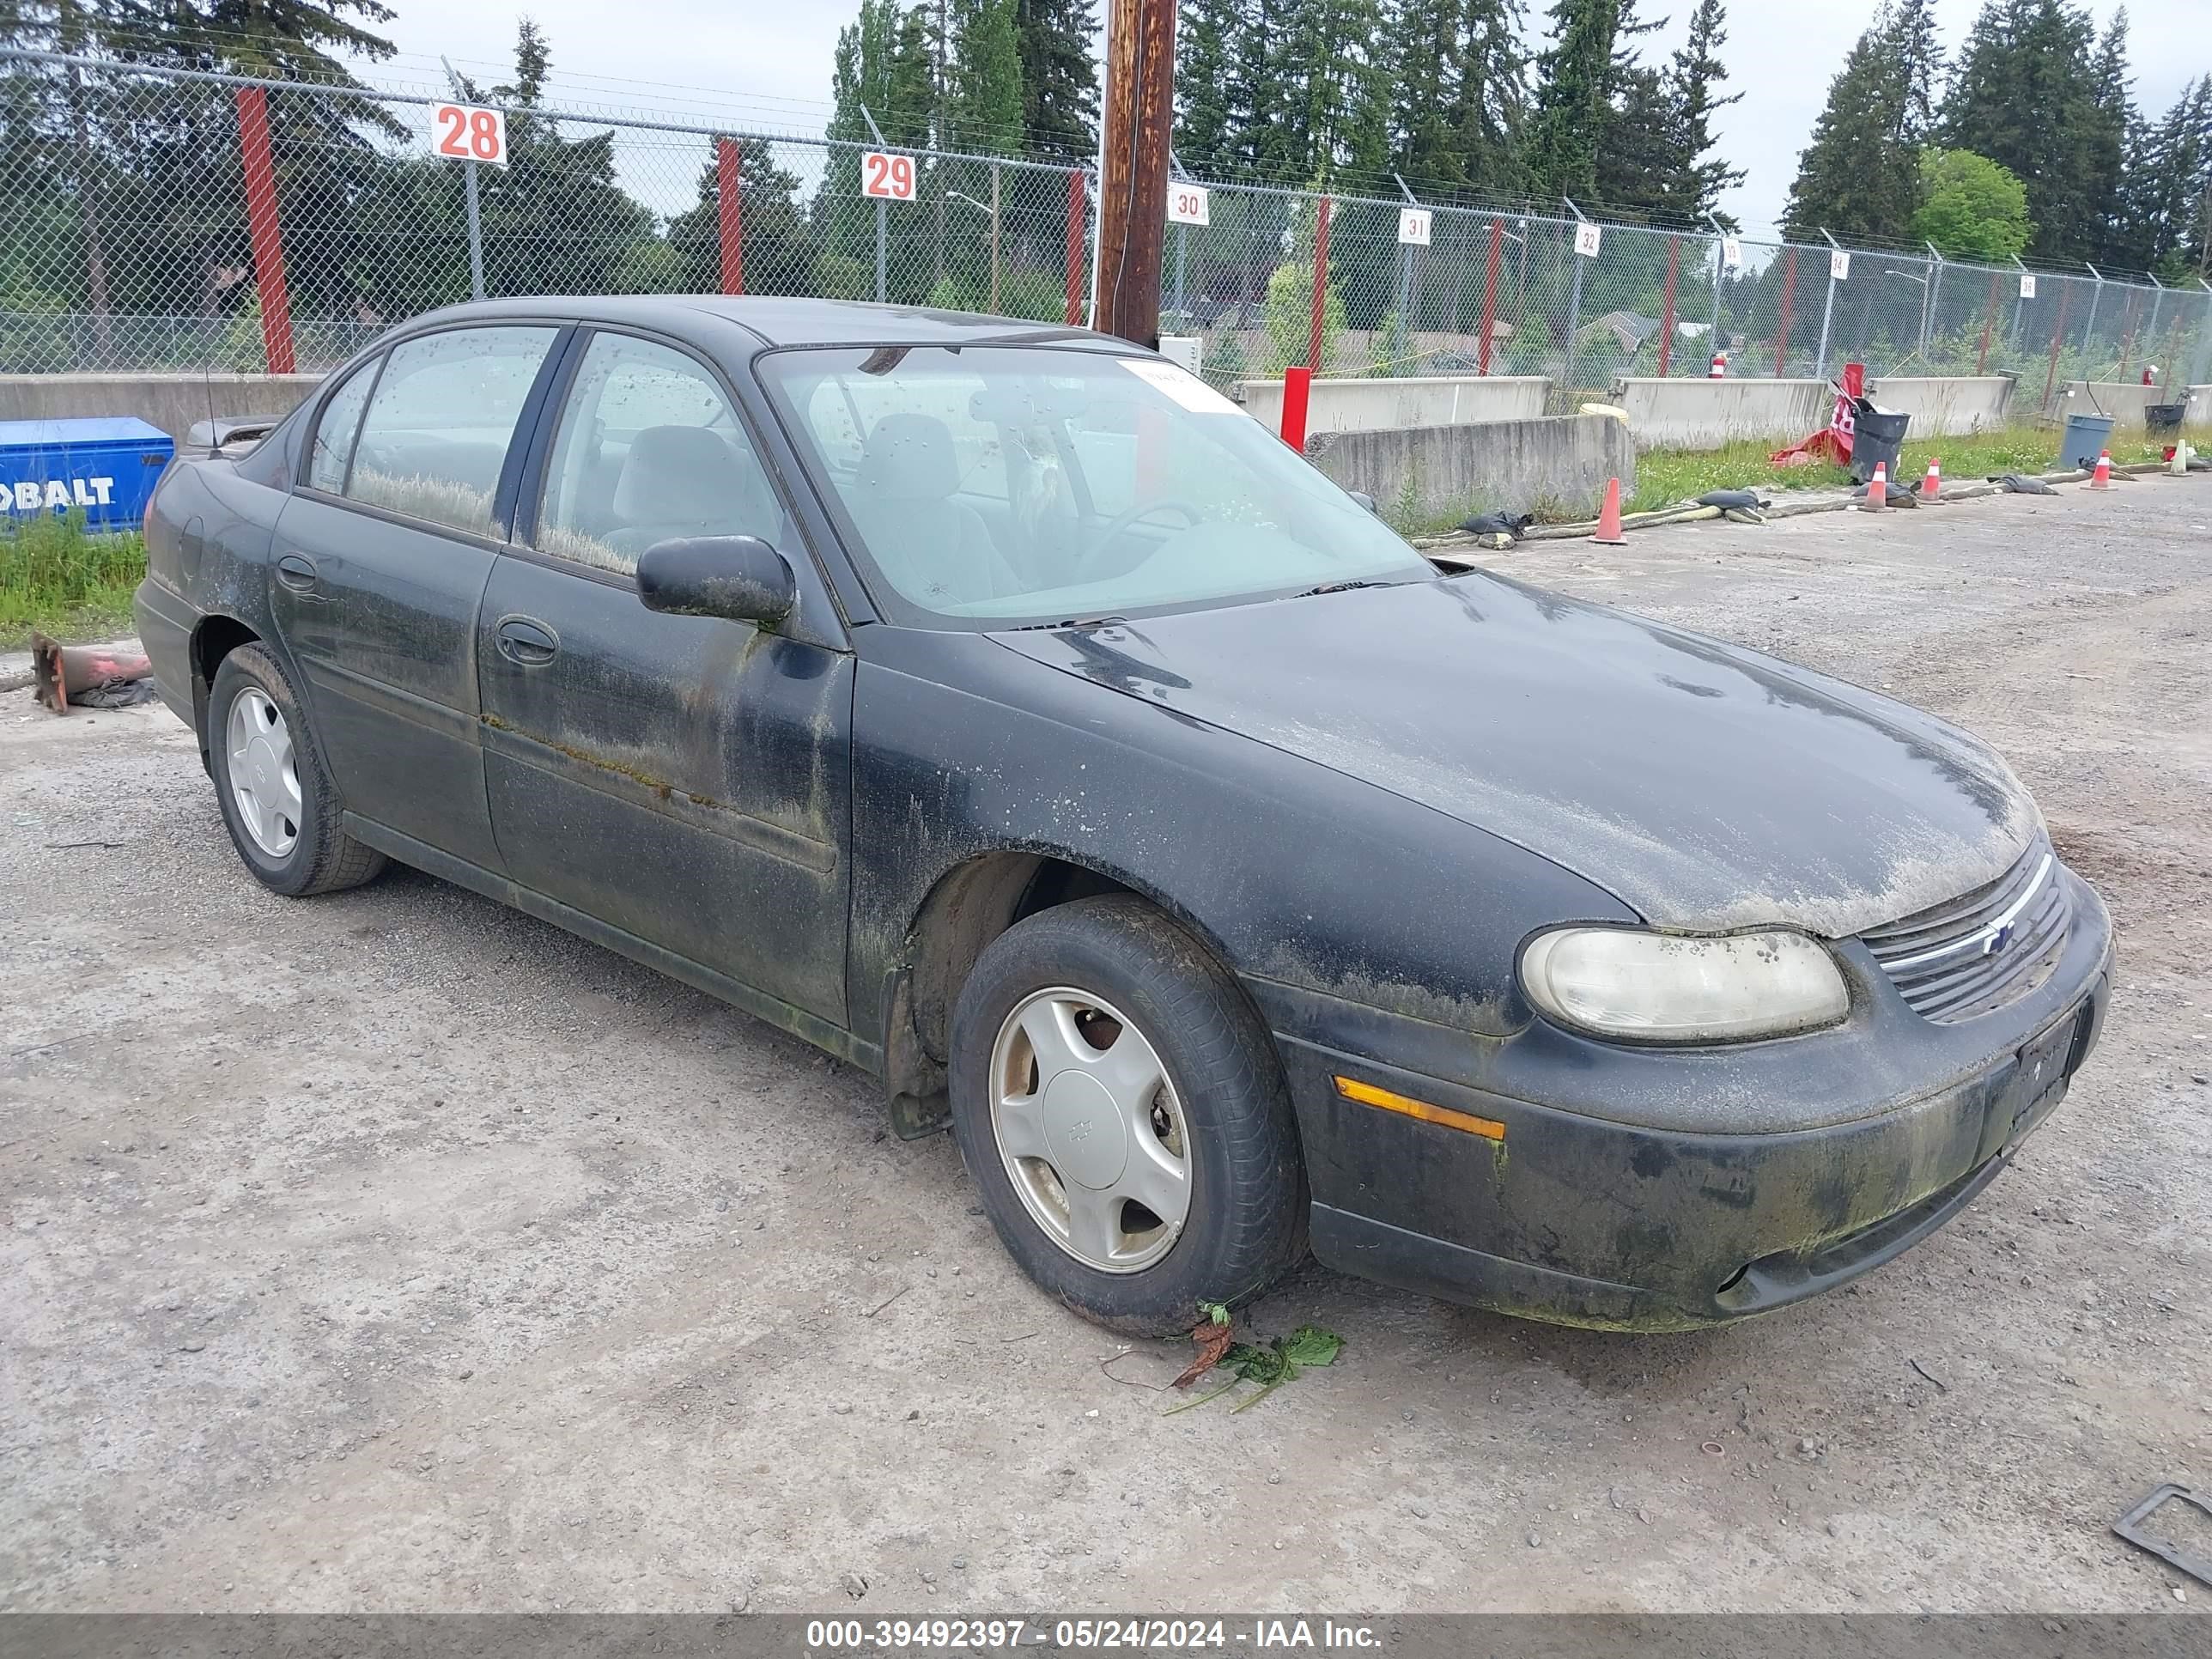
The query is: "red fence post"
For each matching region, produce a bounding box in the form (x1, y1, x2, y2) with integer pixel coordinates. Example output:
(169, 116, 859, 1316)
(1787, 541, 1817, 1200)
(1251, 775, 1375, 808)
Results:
(1280, 365, 1312, 451)
(2042, 282, 2070, 412)
(1064, 170, 1086, 326)
(233, 87, 295, 376)
(716, 137, 744, 296)
(1306, 195, 1332, 372)
(1477, 218, 1502, 375)
(1657, 234, 1680, 377)
(1772, 246, 1796, 378)
(1976, 270, 2000, 374)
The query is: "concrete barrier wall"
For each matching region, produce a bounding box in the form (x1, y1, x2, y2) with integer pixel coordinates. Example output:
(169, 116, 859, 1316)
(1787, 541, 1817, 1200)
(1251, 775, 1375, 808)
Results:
(0, 373, 324, 444)
(1863, 376, 2014, 436)
(2186, 388, 2212, 428)
(1610, 377, 1832, 450)
(1237, 375, 1549, 436)
(2055, 381, 2173, 428)
(1305, 413, 1633, 528)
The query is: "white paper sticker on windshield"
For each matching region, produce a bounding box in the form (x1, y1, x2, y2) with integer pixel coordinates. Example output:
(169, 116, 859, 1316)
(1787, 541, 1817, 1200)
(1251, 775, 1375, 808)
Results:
(1118, 356, 1243, 416)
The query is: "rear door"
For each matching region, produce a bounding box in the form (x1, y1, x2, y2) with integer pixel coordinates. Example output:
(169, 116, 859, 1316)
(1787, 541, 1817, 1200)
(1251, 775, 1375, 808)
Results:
(270, 324, 564, 872)
(475, 328, 854, 1024)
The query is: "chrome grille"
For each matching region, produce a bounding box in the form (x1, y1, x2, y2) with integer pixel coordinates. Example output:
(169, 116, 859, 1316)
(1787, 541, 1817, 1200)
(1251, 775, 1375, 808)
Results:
(1860, 839, 2071, 1024)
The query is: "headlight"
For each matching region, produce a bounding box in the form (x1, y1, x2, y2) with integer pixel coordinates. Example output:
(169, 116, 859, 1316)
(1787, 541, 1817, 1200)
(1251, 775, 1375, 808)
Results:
(1519, 927, 1849, 1043)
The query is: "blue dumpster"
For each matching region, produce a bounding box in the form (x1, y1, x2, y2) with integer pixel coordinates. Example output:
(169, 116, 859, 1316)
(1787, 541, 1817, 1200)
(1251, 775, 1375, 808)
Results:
(0, 416, 175, 532)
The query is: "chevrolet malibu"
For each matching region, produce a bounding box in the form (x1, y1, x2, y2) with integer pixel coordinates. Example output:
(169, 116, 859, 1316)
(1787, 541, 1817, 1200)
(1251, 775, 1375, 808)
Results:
(135, 297, 2112, 1334)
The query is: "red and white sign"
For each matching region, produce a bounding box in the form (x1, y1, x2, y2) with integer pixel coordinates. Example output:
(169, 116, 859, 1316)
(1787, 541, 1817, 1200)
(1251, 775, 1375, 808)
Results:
(1719, 235, 1742, 270)
(860, 151, 917, 200)
(430, 102, 507, 167)
(1166, 184, 1210, 226)
(2019, 272, 2037, 299)
(1829, 248, 1851, 281)
(1572, 221, 1602, 259)
(1398, 208, 1432, 246)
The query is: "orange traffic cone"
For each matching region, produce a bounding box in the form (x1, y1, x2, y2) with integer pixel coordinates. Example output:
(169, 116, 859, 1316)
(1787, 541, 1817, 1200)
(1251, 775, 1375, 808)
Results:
(1921, 458, 1942, 501)
(2089, 448, 2112, 489)
(1864, 460, 1887, 510)
(1590, 477, 1627, 544)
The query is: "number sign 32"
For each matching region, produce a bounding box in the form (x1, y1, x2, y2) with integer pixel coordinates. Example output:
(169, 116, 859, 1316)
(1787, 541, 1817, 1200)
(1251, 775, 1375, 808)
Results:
(431, 103, 507, 167)
(862, 152, 917, 200)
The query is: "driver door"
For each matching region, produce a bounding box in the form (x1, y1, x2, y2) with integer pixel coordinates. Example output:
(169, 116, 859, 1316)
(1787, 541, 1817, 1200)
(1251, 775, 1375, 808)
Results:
(475, 329, 854, 1024)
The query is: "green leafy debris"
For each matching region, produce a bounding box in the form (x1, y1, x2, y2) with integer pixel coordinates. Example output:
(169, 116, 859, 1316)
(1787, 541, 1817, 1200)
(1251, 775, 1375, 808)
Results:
(1162, 1322, 1344, 1416)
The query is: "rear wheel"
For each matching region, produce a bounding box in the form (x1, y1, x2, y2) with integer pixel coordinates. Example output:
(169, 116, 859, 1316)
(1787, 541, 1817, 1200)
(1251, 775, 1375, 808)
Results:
(207, 643, 386, 896)
(949, 896, 1307, 1336)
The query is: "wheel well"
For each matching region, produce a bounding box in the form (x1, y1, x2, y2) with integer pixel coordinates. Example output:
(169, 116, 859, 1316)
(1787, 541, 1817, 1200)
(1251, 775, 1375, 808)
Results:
(904, 853, 1137, 1073)
(191, 615, 260, 696)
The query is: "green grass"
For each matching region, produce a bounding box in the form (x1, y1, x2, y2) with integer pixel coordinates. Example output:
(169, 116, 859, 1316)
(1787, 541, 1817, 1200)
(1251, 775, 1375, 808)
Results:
(0, 514, 146, 648)
(1624, 422, 2168, 515)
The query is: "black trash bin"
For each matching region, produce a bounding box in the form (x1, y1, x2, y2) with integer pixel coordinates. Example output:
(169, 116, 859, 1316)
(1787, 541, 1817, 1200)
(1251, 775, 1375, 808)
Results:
(2146, 401, 2186, 435)
(1850, 403, 1911, 483)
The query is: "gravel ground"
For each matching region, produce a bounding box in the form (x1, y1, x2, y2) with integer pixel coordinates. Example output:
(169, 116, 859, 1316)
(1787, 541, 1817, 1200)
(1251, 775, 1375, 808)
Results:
(3, 479, 2209, 1615)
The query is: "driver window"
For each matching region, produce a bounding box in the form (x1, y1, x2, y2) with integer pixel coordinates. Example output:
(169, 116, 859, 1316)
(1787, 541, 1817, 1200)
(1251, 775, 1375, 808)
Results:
(537, 333, 790, 574)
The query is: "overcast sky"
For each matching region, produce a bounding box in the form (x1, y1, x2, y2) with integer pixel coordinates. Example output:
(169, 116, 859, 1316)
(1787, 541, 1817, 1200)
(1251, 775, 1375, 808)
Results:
(351, 0, 2210, 240)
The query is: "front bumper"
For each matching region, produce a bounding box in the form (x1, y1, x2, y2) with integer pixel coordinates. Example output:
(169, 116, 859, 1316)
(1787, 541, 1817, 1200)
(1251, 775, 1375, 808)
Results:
(1261, 872, 2113, 1331)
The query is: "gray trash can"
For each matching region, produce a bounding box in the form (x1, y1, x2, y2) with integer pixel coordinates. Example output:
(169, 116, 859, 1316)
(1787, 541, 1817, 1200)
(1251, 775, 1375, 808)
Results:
(1849, 406, 1911, 484)
(2060, 412, 2115, 470)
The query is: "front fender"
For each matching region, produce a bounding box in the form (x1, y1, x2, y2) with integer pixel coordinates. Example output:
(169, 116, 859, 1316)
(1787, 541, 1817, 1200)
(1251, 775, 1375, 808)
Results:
(848, 629, 1633, 1070)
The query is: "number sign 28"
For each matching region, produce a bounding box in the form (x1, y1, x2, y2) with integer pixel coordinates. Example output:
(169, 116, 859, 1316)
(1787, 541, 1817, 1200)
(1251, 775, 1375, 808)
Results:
(431, 103, 507, 167)
(862, 152, 917, 200)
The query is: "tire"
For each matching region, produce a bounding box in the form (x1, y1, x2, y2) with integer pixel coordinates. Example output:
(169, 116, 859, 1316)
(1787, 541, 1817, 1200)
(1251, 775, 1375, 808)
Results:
(949, 896, 1307, 1337)
(206, 642, 386, 897)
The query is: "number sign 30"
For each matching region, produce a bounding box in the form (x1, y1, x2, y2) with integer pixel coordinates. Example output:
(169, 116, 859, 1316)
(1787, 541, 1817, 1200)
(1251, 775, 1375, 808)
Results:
(431, 103, 507, 167)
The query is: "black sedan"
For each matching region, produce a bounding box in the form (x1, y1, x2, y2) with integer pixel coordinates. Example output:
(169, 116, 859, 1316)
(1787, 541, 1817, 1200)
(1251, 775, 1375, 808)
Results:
(135, 297, 2112, 1334)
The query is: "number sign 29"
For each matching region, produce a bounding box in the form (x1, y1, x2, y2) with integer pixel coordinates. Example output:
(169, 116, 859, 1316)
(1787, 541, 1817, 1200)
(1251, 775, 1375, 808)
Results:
(431, 103, 507, 167)
(862, 152, 917, 201)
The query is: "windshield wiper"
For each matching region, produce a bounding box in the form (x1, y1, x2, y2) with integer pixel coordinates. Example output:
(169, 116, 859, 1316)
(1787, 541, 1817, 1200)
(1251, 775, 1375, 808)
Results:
(1005, 613, 1130, 632)
(1296, 580, 1395, 598)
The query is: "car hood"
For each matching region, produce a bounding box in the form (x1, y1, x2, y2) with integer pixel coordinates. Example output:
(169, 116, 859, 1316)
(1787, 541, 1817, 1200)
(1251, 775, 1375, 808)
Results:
(989, 572, 2040, 938)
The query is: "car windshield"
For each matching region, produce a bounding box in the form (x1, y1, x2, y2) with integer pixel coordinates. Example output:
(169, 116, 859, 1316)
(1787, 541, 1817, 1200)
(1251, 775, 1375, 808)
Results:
(759, 343, 1433, 627)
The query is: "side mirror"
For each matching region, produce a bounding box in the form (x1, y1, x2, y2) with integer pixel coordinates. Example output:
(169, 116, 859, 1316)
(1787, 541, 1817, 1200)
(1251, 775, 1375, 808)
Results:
(1346, 490, 1379, 515)
(636, 535, 796, 627)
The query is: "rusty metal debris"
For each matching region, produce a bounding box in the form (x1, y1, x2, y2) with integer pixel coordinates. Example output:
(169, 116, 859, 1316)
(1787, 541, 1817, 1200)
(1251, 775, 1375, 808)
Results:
(28, 634, 155, 714)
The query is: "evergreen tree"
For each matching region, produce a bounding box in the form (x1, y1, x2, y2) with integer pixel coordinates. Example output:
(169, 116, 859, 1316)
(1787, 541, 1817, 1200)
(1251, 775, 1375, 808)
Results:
(2121, 76, 2212, 278)
(1388, 0, 1528, 195)
(1893, 0, 1944, 145)
(1782, 14, 1913, 244)
(1174, 0, 1245, 173)
(1660, 0, 1743, 222)
(667, 139, 820, 296)
(1447, 0, 1529, 195)
(1013, 0, 1098, 157)
(1594, 60, 1674, 215)
(950, 0, 1025, 153)
(1941, 0, 2127, 263)
(1523, 0, 1620, 204)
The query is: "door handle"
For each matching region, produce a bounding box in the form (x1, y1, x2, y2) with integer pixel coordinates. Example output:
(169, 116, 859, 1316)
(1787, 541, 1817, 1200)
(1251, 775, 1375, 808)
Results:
(275, 553, 322, 596)
(495, 615, 560, 667)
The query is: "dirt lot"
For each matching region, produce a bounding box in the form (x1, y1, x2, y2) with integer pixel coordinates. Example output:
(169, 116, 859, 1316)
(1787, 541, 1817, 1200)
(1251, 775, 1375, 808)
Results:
(4, 480, 2209, 1615)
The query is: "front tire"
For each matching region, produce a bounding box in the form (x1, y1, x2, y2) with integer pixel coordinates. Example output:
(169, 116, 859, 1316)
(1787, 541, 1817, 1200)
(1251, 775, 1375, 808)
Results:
(949, 896, 1307, 1336)
(207, 643, 386, 896)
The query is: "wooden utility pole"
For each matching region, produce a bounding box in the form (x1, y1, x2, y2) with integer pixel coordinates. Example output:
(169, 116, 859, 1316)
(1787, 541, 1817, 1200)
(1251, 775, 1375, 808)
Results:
(1092, 0, 1176, 347)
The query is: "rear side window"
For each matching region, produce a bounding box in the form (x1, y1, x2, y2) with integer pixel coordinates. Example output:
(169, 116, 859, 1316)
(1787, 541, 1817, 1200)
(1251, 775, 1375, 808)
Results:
(307, 357, 379, 494)
(344, 326, 558, 536)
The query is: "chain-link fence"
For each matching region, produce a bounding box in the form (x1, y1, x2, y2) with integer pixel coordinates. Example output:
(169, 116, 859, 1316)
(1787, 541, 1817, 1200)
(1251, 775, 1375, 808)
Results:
(7, 46, 2212, 402)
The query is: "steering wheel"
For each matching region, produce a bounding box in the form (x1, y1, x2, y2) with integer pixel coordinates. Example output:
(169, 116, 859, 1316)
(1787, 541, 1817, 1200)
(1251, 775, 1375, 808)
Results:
(1077, 500, 1203, 565)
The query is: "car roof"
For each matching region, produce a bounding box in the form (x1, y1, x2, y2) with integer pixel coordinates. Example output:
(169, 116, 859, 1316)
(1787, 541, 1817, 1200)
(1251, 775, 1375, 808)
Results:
(397, 295, 1121, 352)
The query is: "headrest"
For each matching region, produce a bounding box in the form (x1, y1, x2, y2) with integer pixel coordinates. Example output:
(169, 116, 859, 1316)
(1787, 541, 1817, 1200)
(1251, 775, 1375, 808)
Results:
(612, 426, 745, 523)
(857, 412, 958, 501)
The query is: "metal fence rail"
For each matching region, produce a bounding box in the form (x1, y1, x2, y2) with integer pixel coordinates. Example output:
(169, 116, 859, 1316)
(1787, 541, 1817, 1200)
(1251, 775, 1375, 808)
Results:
(5, 46, 2211, 399)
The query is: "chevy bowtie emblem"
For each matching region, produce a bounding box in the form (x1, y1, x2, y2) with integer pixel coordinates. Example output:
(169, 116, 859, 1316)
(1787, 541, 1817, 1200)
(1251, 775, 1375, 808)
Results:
(1984, 921, 2015, 957)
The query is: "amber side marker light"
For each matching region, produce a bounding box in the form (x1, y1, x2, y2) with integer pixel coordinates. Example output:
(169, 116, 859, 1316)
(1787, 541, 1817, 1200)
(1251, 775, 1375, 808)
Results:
(1334, 1075, 1505, 1141)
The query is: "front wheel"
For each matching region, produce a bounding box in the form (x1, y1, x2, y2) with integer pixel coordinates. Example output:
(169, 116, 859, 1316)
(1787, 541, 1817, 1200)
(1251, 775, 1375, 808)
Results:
(207, 643, 386, 897)
(948, 896, 1307, 1336)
